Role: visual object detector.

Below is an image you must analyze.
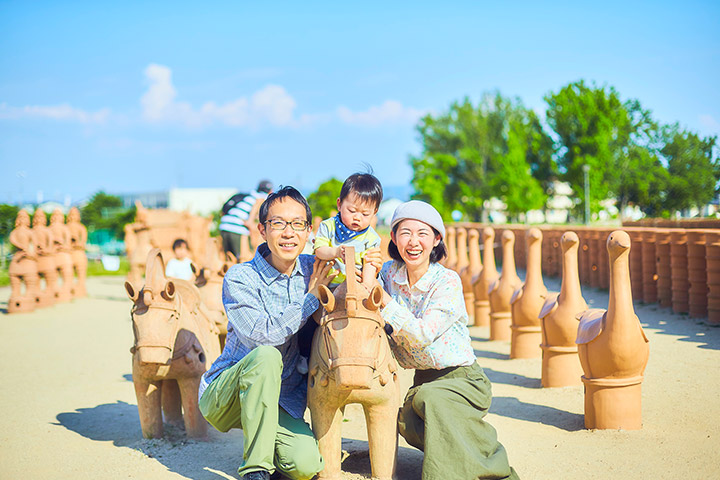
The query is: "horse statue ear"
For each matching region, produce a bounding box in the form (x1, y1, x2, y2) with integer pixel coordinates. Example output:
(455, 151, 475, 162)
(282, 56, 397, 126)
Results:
(162, 281, 176, 301)
(125, 281, 139, 302)
(364, 285, 384, 311)
(318, 284, 335, 313)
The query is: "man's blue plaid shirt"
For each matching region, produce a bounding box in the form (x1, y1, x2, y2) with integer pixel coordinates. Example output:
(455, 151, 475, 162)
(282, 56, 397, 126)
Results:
(199, 243, 320, 419)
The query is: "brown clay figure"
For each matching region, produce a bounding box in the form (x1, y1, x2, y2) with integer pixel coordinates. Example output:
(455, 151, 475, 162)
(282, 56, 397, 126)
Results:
(539, 232, 588, 387)
(308, 247, 400, 480)
(464, 228, 482, 325)
(510, 228, 547, 358)
(654, 229, 673, 308)
(472, 227, 498, 328)
(456, 227, 475, 320)
(8, 210, 40, 313)
(125, 248, 221, 438)
(670, 229, 689, 314)
(49, 209, 74, 302)
(67, 207, 88, 298)
(576, 231, 649, 430)
(488, 230, 521, 341)
(193, 237, 233, 348)
(687, 229, 709, 318)
(444, 226, 457, 270)
(32, 210, 58, 308)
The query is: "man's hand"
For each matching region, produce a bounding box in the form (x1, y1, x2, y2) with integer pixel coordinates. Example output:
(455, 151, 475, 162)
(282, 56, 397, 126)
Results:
(308, 258, 337, 299)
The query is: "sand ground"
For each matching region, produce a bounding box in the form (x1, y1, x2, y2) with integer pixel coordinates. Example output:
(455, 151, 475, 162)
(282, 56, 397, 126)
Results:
(1, 274, 719, 480)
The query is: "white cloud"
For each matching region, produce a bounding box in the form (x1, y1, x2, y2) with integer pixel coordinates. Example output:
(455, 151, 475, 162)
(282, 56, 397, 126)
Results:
(0, 102, 110, 123)
(336, 100, 427, 127)
(141, 63, 298, 128)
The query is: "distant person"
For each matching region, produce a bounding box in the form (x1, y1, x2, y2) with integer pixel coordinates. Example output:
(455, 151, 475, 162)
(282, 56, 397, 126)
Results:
(295, 172, 383, 374)
(165, 238, 194, 280)
(219, 179, 273, 259)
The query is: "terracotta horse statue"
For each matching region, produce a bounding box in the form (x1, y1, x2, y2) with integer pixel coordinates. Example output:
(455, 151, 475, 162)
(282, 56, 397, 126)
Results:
(125, 248, 222, 438)
(308, 247, 400, 480)
(193, 237, 235, 348)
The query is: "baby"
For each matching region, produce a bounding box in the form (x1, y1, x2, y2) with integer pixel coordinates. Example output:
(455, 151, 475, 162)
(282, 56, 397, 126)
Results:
(314, 172, 383, 288)
(296, 172, 383, 374)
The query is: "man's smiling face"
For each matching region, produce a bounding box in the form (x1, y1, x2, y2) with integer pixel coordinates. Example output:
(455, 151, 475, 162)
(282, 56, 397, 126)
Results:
(258, 197, 311, 275)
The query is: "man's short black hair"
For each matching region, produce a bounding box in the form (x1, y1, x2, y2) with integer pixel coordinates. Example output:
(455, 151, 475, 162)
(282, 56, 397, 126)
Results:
(339, 173, 383, 210)
(259, 186, 312, 225)
(172, 238, 188, 250)
(387, 224, 447, 264)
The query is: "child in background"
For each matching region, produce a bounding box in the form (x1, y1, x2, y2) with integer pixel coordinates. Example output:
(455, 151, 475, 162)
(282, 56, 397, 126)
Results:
(296, 172, 383, 374)
(165, 238, 194, 280)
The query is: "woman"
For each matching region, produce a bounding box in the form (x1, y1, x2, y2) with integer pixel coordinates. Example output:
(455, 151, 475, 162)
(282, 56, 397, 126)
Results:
(374, 200, 519, 480)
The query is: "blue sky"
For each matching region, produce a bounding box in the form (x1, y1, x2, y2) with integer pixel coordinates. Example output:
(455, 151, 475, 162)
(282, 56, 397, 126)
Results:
(1, 1, 719, 204)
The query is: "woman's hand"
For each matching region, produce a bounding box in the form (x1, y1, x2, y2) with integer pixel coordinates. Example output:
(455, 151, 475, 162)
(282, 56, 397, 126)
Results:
(308, 258, 337, 299)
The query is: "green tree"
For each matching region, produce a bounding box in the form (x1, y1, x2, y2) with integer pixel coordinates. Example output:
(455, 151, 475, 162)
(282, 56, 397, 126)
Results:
(80, 191, 135, 239)
(0, 204, 20, 240)
(411, 92, 553, 221)
(545, 80, 635, 216)
(661, 125, 719, 214)
(307, 178, 344, 219)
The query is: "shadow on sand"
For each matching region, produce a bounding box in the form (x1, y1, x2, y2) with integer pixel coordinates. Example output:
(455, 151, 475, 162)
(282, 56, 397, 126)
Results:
(482, 368, 541, 389)
(54, 401, 240, 480)
(341, 438, 422, 480)
(490, 396, 584, 432)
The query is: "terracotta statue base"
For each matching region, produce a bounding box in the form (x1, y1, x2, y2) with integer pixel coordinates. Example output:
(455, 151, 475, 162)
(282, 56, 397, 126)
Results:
(582, 375, 643, 430)
(540, 345, 583, 387)
(8, 293, 36, 314)
(489, 312, 511, 341)
(509, 325, 542, 358)
(474, 301, 490, 327)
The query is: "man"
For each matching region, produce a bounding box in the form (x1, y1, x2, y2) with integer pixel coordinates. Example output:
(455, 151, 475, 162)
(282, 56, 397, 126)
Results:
(219, 179, 273, 259)
(199, 186, 335, 480)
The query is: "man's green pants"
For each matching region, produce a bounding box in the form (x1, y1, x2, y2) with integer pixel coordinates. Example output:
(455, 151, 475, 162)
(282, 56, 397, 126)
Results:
(399, 363, 520, 480)
(199, 345, 324, 479)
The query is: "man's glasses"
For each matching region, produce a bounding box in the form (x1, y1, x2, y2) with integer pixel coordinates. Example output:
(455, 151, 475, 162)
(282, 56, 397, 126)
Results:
(265, 219, 309, 231)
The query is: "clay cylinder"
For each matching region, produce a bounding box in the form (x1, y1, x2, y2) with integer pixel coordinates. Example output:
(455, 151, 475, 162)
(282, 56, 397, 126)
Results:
(655, 229, 673, 308)
(686, 230, 709, 318)
(465, 228, 481, 325)
(582, 376, 644, 430)
(641, 229, 658, 304)
(706, 231, 720, 324)
(627, 229, 644, 301)
(7, 257, 39, 314)
(670, 229, 689, 314)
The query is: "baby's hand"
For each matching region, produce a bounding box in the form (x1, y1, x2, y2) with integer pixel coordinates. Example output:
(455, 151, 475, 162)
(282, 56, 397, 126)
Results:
(336, 245, 346, 259)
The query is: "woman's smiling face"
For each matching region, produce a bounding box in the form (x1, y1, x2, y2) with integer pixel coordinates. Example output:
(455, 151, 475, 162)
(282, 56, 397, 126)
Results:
(391, 219, 440, 270)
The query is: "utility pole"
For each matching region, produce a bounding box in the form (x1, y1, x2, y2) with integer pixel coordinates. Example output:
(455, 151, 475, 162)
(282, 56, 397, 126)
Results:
(583, 164, 590, 225)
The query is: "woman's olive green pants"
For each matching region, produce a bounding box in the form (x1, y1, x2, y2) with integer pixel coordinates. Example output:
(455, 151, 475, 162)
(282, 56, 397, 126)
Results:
(199, 346, 323, 479)
(399, 363, 520, 480)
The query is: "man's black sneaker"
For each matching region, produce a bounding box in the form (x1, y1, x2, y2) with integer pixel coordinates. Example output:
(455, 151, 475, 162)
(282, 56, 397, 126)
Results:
(242, 470, 270, 480)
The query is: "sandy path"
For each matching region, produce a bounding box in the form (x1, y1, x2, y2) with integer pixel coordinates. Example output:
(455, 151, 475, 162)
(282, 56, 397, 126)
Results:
(1, 275, 719, 480)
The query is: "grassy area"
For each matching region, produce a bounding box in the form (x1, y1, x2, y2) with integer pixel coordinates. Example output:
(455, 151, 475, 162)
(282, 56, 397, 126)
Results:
(0, 256, 130, 287)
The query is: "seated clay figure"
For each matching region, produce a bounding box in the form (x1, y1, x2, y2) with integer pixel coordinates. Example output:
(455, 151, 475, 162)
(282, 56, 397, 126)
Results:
(32, 210, 58, 308)
(67, 207, 88, 298)
(8, 210, 40, 313)
(49, 209, 74, 302)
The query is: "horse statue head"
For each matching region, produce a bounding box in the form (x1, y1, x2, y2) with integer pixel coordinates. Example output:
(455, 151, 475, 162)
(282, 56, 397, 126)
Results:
(314, 246, 389, 390)
(125, 248, 187, 366)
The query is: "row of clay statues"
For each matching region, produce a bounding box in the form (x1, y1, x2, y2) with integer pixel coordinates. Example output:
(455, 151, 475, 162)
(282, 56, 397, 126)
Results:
(446, 226, 649, 430)
(8, 208, 87, 313)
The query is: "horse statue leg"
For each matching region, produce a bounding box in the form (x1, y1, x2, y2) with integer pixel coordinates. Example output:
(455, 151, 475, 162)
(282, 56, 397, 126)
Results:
(364, 398, 399, 480)
(178, 375, 207, 438)
(134, 375, 163, 438)
(161, 380, 183, 427)
(309, 400, 344, 480)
